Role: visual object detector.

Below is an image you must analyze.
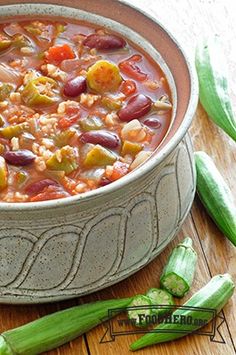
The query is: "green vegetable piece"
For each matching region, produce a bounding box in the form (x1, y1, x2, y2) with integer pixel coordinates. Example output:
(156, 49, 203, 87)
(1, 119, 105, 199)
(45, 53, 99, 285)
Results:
(146, 288, 174, 316)
(54, 130, 75, 148)
(0, 297, 132, 355)
(13, 34, 31, 48)
(0, 115, 5, 128)
(101, 96, 122, 110)
(0, 156, 8, 191)
(24, 24, 42, 36)
(0, 33, 12, 52)
(130, 274, 235, 350)
(56, 24, 66, 35)
(121, 140, 142, 157)
(160, 237, 197, 297)
(195, 151, 236, 246)
(0, 123, 27, 139)
(195, 37, 236, 141)
(87, 60, 122, 93)
(15, 171, 28, 186)
(46, 146, 78, 175)
(0, 83, 14, 101)
(79, 116, 104, 132)
(128, 295, 152, 327)
(22, 76, 59, 107)
(83, 144, 116, 167)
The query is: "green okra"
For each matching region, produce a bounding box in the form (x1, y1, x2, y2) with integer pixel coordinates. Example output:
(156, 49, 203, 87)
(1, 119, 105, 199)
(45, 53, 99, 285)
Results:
(160, 237, 197, 297)
(0, 297, 132, 355)
(195, 151, 236, 246)
(146, 288, 174, 316)
(127, 295, 152, 327)
(130, 273, 235, 351)
(195, 36, 236, 141)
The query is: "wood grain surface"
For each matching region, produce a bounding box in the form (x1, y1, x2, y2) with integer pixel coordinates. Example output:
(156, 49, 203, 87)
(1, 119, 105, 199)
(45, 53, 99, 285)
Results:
(0, 1, 236, 354)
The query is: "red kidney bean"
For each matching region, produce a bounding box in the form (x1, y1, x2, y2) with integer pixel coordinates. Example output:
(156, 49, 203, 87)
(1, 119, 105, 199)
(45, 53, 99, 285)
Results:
(63, 76, 87, 97)
(80, 130, 120, 148)
(143, 117, 162, 129)
(83, 34, 126, 50)
(4, 149, 36, 166)
(118, 94, 152, 122)
(25, 179, 58, 195)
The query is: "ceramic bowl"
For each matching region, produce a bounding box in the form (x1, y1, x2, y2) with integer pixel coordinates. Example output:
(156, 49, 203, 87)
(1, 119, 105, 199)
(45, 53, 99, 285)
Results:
(0, 0, 198, 303)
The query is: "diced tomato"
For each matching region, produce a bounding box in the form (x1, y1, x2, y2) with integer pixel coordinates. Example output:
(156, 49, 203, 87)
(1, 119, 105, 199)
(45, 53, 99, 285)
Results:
(120, 80, 137, 96)
(30, 185, 69, 202)
(119, 54, 147, 81)
(46, 44, 75, 64)
(109, 161, 129, 181)
(58, 114, 79, 129)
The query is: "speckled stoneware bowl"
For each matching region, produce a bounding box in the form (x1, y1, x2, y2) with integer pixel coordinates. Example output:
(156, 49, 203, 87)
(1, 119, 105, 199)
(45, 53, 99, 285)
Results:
(0, 0, 198, 304)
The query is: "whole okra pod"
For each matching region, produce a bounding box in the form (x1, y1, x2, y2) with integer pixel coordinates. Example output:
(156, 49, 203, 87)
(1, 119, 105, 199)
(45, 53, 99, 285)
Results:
(195, 151, 236, 246)
(160, 237, 197, 297)
(195, 36, 236, 141)
(0, 297, 132, 355)
(130, 274, 235, 351)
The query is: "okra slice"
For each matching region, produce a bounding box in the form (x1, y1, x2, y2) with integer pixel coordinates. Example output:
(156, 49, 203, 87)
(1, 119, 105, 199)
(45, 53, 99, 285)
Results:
(160, 237, 197, 297)
(127, 295, 152, 327)
(130, 274, 235, 350)
(146, 288, 174, 316)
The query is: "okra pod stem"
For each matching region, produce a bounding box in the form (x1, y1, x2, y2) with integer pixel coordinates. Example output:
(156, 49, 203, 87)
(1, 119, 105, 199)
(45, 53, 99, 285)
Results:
(0, 297, 132, 355)
(160, 237, 197, 297)
(130, 274, 235, 351)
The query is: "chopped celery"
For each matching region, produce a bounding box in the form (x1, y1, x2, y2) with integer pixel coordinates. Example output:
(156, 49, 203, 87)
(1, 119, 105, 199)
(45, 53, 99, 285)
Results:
(83, 144, 116, 167)
(24, 24, 42, 36)
(15, 171, 28, 186)
(13, 34, 32, 48)
(54, 130, 75, 148)
(46, 146, 78, 175)
(0, 123, 27, 139)
(79, 116, 104, 132)
(56, 24, 66, 35)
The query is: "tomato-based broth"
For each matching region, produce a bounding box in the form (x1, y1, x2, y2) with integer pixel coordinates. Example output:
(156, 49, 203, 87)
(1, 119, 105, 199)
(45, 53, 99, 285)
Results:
(0, 18, 173, 202)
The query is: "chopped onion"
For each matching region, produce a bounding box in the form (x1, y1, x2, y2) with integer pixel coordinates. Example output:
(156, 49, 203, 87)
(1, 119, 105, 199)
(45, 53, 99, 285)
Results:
(0, 63, 22, 85)
(4, 23, 24, 36)
(80, 168, 105, 181)
(130, 151, 152, 170)
(61, 59, 82, 72)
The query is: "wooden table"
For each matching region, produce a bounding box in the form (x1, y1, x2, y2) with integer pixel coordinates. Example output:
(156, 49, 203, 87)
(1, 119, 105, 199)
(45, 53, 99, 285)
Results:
(1, 0, 236, 354)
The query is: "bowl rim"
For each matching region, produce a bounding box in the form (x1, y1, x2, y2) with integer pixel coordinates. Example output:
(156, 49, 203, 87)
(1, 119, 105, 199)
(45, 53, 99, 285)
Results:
(0, 1, 199, 211)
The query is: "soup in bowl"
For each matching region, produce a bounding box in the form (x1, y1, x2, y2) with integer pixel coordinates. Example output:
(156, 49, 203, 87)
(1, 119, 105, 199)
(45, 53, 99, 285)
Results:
(0, 1, 198, 303)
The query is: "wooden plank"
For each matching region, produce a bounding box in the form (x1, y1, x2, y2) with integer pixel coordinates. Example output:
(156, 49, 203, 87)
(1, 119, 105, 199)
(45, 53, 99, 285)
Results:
(84, 216, 235, 354)
(0, 300, 89, 355)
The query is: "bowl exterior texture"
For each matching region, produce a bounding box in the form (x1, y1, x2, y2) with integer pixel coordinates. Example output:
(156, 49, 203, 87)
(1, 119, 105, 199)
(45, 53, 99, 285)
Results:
(0, 135, 195, 303)
(0, 0, 198, 303)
